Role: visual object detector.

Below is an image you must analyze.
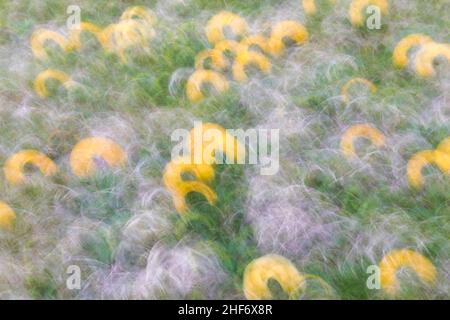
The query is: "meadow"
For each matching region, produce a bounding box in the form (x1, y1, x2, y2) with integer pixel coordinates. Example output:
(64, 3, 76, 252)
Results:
(0, 0, 449, 299)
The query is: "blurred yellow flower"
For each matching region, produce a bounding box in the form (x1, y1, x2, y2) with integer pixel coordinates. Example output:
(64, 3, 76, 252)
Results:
(101, 19, 155, 63)
(187, 123, 245, 165)
(163, 156, 217, 214)
(232, 50, 272, 82)
(186, 70, 229, 102)
(414, 42, 450, 77)
(379, 249, 437, 296)
(243, 254, 306, 300)
(30, 29, 69, 60)
(341, 77, 377, 104)
(302, 0, 336, 16)
(0, 202, 16, 230)
(205, 11, 249, 45)
(33, 69, 77, 98)
(392, 34, 434, 69)
(349, 0, 389, 27)
(240, 35, 270, 55)
(70, 137, 127, 178)
(3, 150, 58, 185)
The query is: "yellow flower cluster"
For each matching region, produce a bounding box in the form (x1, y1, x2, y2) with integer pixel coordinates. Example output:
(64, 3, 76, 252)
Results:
(186, 11, 309, 102)
(393, 33, 450, 77)
(31, 6, 157, 98)
(163, 123, 244, 214)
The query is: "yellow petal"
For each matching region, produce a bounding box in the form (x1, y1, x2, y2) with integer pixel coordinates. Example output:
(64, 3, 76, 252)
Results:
(205, 11, 249, 45)
(243, 254, 306, 300)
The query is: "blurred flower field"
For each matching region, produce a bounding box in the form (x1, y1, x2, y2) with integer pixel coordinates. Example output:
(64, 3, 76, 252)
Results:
(0, 0, 449, 299)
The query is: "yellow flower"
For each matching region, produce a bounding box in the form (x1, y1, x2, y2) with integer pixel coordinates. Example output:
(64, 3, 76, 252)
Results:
(433, 150, 450, 173)
(414, 42, 450, 77)
(341, 77, 377, 104)
(30, 29, 69, 60)
(3, 150, 58, 185)
(120, 6, 157, 26)
(0, 202, 16, 230)
(243, 254, 306, 300)
(406, 149, 450, 188)
(70, 137, 127, 178)
(240, 35, 270, 55)
(340, 124, 385, 158)
(186, 70, 229, 103)
(213, 39, 246, 68)
(349, 0, 389, 27)
(33, 69, 77, 98)
(232, 50, 272, 82)
(194, 49, 228, 70)
(392, 34, 434, 69)
(407, 151, 432, 189)
(101, 19, 155, 63)
(268, 21, 309, 57)
(302, 0, 337, 16)
(205, 11, 249, 45)
(67, 22, 106, 51)
(437, 137, 450, 154)
(379, 249, 437, 296)
(187, 123, 245, 165)
(163, 156, 217, 214)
